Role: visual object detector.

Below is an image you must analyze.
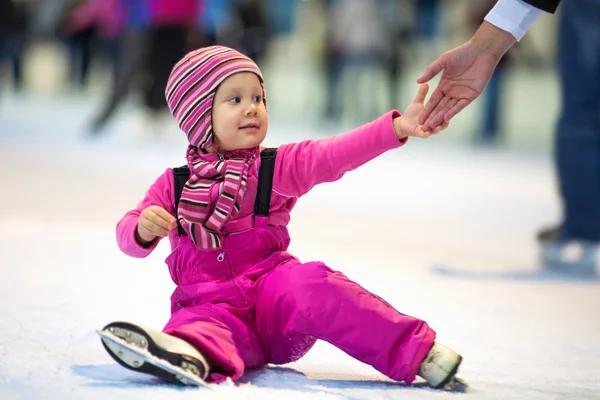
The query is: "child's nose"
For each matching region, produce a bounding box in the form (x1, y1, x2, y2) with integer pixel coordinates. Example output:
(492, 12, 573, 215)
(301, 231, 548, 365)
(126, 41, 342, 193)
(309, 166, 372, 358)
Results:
(245, 103, 258, 115)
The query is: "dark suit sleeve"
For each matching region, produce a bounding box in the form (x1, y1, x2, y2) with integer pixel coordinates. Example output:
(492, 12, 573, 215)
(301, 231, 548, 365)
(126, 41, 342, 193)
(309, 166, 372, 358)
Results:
(521, 0, 561, 13)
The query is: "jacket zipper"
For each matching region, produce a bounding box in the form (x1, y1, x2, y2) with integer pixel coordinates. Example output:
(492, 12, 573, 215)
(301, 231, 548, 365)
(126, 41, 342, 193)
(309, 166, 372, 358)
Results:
(223, 253, 249, 305)
(218, 150, 248, 304)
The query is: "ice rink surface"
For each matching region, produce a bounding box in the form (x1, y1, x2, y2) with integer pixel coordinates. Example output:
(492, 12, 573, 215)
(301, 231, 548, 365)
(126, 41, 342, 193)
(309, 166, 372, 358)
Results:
(1, 93, 599, 399)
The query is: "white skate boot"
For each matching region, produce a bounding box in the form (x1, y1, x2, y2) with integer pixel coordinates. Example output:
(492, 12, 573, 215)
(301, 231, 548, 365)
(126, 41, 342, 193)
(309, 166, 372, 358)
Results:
(97, 321, 210, 386)
(418, 342, 464, 389)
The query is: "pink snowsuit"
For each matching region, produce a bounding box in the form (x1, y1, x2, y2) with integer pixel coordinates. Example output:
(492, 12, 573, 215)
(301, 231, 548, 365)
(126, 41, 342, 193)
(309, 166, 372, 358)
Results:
(116, 110, 436, 384)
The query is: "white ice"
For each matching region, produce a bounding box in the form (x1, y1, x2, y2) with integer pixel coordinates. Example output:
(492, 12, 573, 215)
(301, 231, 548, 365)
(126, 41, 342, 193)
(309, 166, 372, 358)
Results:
(1, 92, 599, 400)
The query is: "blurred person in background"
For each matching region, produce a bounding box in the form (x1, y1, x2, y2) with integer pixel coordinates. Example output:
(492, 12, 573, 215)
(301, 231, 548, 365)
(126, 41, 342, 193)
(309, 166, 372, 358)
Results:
(322, 0, 411, 124)
(187, 0, 295, 73)
(142, 0, 197, 126)
(190, 0, 229, 48)
(31, 0, 66, 38)
(230, 0, 269, 66)
(88, 0, 198, 135)
(28, 0, 106, 88)
(73, 0, 143, 132)
(0, 0, 16, 90)
(198, 0, 270, 67)
(262, 0, 297, 40)
(0, 0, 30, 92)
(62, 0, 123, 88)
(415, 0, 440, 41)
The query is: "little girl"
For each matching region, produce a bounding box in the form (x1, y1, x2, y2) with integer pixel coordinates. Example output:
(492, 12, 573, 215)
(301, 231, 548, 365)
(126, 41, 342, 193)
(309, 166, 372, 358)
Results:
(98, 45, 463, 390)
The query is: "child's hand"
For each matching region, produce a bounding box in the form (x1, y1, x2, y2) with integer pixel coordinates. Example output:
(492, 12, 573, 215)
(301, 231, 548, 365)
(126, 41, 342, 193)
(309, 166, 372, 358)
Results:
(393, 83, 449, 139)
(136, 206, 177, 245)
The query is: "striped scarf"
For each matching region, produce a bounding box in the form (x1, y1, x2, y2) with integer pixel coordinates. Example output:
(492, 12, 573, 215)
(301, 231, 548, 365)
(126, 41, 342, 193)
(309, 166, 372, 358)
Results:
(165, 46, 265, 249)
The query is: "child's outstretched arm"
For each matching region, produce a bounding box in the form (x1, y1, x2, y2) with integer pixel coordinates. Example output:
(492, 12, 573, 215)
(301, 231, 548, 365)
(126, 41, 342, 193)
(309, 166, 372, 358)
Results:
(272, 84, 448, 198)
(116, 169, 177, 258)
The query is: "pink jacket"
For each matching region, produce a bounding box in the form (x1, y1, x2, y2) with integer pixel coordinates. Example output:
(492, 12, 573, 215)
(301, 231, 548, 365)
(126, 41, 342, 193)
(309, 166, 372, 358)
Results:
(117, 110, 404, 257)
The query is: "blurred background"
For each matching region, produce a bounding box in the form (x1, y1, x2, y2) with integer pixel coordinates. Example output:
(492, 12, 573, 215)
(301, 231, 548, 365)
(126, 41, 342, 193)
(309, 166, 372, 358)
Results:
(0, 0, 559, 149)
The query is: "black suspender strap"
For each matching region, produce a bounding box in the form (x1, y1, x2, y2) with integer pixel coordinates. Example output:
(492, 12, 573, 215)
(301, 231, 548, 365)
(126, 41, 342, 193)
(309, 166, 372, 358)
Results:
(172, 147, 278, 236)
(173, 165, 190, 236)
(254, 147, 277, 217)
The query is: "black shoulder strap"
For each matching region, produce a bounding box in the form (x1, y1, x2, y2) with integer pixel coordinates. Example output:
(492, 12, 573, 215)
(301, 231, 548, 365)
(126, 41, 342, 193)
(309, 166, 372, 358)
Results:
(254, 147, 277, 217)
(173, 165, 190, 236)
(172, 147, 278, 236)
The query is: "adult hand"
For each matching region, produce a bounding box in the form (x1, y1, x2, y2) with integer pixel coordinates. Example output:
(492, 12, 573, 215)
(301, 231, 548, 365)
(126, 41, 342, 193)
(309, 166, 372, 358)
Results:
(416, 21, 516, 131)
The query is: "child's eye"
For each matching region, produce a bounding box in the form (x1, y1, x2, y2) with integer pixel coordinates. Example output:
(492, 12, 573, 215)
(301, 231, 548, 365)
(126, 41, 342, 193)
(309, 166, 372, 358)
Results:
(228, 97, 241, 104)
(253, 95, 262, 103)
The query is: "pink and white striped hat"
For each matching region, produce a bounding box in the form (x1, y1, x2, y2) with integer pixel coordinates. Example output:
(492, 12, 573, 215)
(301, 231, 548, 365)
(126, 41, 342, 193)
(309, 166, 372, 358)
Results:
(165, 46, 265, 151)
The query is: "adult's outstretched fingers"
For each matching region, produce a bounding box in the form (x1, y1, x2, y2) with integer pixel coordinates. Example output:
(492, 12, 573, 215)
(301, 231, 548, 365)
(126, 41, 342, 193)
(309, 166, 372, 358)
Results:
(416, 55, 446, 84)
(443, 98, 472, 124)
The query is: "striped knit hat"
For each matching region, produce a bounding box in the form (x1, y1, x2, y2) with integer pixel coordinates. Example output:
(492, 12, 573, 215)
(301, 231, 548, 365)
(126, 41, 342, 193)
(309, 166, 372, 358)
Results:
(165, 46, 266, 249)
(165, 45, 265, 151)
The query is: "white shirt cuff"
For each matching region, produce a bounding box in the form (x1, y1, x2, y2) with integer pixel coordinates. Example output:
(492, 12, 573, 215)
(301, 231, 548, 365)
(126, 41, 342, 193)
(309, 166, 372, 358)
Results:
(484, 0, 543, 41)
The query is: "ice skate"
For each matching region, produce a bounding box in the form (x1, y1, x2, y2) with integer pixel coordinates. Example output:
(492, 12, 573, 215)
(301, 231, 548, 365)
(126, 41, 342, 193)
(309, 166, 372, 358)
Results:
(97, 321, 210, 386)
(418, 342, 464, 389)
(541, 239, 598, 277)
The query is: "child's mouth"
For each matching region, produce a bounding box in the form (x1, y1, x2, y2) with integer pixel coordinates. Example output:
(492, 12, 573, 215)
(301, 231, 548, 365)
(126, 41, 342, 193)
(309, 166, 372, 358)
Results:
(239, 124, 260, 132)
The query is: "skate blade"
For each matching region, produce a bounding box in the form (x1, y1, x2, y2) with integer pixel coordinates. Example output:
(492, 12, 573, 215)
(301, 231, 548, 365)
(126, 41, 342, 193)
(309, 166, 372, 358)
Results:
(442, 376, 469, 392)
(96, 329, 208, 387)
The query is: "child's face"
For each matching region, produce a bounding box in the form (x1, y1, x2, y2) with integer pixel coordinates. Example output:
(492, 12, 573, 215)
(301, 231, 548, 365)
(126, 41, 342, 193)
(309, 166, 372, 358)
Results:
(211, 72, 268, 152)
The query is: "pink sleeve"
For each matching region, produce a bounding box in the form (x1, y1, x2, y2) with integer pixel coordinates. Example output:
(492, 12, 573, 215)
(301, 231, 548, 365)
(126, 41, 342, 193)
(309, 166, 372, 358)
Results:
(116, 169, 175, 258)
(273, 110, 406, 197)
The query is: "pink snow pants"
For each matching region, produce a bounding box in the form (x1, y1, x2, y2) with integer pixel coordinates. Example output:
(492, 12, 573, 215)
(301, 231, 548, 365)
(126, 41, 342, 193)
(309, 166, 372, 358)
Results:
(162, 217, 435, 384)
